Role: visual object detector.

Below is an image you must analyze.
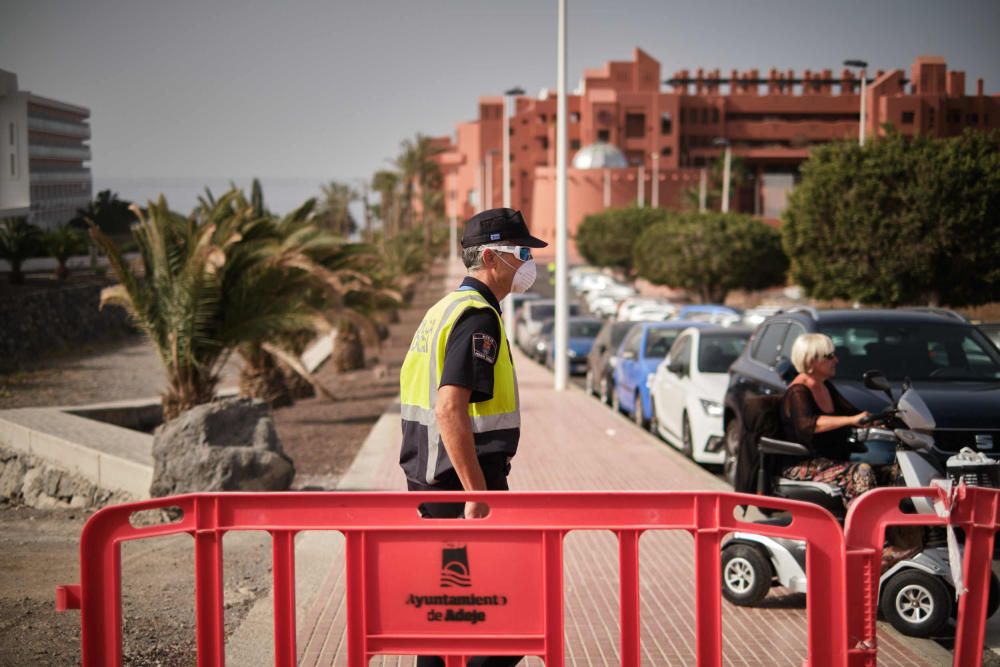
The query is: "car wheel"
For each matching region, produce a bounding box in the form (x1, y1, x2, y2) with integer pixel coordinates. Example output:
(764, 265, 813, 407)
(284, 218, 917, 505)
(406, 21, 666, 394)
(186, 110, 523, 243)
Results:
(681, 412, 694, 459)
(634, 393, 646, 428)
(585, 369, 595, 396)
(721, 543, 772, 606)
(648, 396, 659, 435)
(723, 418, 740, 487)
(880, 569, 952, 638)
(612, 385, 622, 413)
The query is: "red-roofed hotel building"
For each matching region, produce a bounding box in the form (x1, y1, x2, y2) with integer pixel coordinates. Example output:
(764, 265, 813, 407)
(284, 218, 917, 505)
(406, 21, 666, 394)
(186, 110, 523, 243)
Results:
(435, 49, 998, 258)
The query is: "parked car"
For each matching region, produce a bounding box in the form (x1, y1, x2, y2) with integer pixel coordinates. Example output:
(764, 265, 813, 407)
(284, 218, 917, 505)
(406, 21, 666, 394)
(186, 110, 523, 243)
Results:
(625, 303, 676, 321)
(650, 327, 751, 464)
(533, 319, 556, 363)
(515, 300, 580, 353)
(507, 292, 542, 339)
(543, 317, 604, 374)
(677, 304, 742, 327)
(586, 320, 639, 404)
(740, 305, 782, 328)
(612, 321, 711, 425)
(979, 322, 1000, 349)
(569, 266, 604, 291)
(617, 297, 676, 321)
(722, 307, 1000, 485)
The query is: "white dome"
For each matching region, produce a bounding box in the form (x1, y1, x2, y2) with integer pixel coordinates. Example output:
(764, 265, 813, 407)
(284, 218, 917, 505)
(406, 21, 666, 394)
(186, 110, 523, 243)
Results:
(572, 142, 628, 169)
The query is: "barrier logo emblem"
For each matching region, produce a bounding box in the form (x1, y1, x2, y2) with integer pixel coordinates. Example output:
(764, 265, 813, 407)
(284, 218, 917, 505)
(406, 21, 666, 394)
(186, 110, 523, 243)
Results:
(440, 545, 472, 588)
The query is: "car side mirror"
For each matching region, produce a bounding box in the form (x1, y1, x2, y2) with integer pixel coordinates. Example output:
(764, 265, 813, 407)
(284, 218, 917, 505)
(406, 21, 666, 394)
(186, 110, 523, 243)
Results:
(667, 359, 684, 375)
(775, 357, 797, 384)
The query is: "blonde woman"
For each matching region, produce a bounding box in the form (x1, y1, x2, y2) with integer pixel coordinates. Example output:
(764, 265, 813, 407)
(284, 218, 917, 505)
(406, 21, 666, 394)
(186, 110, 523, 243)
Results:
(779, 333, 876, 506)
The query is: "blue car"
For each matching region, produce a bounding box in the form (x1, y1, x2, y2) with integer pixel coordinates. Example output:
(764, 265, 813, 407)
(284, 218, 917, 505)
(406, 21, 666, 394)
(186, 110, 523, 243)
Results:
(544, 317, 603, 374)
(612, 321, 710, 426)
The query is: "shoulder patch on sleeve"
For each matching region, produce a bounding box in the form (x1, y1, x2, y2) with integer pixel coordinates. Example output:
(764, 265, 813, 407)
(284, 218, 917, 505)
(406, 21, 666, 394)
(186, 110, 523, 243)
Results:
(472, 333, 498, 364)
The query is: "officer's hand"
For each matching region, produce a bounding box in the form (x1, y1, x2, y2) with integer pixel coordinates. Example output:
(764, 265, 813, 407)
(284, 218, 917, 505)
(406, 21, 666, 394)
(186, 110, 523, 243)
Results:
(464, 501, 489, 519)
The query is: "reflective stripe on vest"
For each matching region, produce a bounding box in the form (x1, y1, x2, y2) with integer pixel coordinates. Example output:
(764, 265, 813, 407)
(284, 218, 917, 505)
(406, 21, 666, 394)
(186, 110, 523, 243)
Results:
(399, 289, 519, 484)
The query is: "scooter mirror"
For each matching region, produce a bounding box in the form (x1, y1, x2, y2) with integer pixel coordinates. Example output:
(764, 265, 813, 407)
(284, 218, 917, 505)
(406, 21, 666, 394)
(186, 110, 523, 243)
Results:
(775, 357, 797, 384)
(863, 369, 893, 401)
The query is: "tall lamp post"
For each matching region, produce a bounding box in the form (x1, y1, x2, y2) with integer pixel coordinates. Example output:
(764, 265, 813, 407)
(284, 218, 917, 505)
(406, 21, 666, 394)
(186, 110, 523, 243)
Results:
(502, 86, 525, 336)
(713, 137, 732, 213)
(650, 151, 660, 208)
(553, 0, 568, 391)
(637, 162, 645, 208)
(844, 59, 868, 146)
(484, 149, 499, 210)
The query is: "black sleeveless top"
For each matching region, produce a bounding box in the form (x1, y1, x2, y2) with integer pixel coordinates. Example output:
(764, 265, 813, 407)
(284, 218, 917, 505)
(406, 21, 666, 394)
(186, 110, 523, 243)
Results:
(780, 381, 857, 460)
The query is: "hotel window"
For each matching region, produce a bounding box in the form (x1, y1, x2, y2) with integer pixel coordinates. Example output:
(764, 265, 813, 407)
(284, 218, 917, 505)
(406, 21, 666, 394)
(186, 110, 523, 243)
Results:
(712, 108, 720, 124)
(967, 113, 979, 125)
(701, 109, 709, 124)
(947, 109, 961, 125)
(927, 108, 935, 128)
(625, 113, 645, 138)
(570, 139, 581, 150)
(901, 111, 914, 125)
(660, 112, 673, 134)
(597, 129, 610, 142)
(570, 112, 580, 123)
(660, 147, 672, 156)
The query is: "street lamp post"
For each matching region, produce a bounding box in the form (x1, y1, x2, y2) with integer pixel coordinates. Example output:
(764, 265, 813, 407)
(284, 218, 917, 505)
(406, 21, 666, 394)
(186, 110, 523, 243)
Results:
(651, 152, 660, 207)
(484, 149, 498, 211)
(844, 59, 868, 147)
(501, 86, 524, 338)
(603, 168, 611, 208)
(554, 0, 568, 391)
(637, 162, 645, 208)
(713, 137, 731, 213)
(698, 168, 707, 213)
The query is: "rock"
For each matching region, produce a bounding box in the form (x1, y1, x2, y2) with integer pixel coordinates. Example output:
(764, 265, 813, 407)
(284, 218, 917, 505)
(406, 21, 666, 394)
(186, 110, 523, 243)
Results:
(0, 458, 26, 499)
(150, 397, 294, 497)
(42, 467, 63, 497)
(21, 467, 44, 506)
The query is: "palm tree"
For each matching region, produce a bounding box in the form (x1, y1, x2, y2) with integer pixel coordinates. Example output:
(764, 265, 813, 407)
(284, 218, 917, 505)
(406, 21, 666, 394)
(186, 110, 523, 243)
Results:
(371, 169, 400, 240)
(0, 217, 42, 285)
(683, 154, 749, 212)
(43, 224, 88, 281)
(316, 181, 358, 237)
(395, 134, 445, 247)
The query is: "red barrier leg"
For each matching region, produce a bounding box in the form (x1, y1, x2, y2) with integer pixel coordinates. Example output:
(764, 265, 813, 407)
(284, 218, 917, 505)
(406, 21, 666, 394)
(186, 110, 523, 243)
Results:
(80, 533, 124, 666)
(272, 530, 297, 667)
(618, 530, 641, 667)
(954, 490, 999, 667)
(543, 530, 565, 667)
(194, 498, 225, 667)
(694, 496, 723, 667)
(345, 531, 367, 667)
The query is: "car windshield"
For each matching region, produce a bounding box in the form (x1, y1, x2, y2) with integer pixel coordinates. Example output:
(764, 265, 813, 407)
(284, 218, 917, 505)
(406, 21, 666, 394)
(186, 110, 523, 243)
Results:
(539, 320, 555, 336)
(644, 329, 680, 358)
(819, 321, 1000, 381)
(698, 332, 751, 373)
(569, 320, 602, 338)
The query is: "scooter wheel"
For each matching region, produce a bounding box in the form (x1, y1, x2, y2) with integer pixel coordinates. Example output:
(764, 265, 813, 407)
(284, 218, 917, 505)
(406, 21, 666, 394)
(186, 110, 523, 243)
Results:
(881, 569, 951, 637)
(721, 544, 772, 606)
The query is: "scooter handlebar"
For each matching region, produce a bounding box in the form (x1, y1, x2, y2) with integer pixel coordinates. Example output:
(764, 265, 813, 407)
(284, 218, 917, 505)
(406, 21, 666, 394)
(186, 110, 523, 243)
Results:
(858, 406, 897, 426)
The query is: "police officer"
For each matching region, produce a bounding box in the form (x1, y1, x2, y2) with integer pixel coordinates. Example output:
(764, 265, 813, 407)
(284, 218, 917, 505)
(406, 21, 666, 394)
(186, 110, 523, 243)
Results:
(399, 208, 545, 667)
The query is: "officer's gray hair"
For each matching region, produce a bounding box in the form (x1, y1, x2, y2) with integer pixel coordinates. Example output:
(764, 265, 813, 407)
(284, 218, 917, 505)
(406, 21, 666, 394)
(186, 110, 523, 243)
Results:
(462, 244, 492, 271)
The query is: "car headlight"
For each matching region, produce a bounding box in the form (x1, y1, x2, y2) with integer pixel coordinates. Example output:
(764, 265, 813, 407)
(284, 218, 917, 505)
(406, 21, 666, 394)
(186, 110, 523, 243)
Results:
(700, 399, 723, 417)
(568, 349, 578, 358)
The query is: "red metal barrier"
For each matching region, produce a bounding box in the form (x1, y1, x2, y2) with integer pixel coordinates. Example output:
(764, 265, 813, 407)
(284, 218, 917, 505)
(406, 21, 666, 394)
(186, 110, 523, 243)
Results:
(845, 485, 1000, 667)
(57, 491, 848, 666)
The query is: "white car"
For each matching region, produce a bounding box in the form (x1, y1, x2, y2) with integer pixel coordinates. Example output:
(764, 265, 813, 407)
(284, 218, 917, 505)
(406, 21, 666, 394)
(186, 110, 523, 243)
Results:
(617, 297, 675, 321)
(649, 327, 751, 465)
(624, 303, 676, 322)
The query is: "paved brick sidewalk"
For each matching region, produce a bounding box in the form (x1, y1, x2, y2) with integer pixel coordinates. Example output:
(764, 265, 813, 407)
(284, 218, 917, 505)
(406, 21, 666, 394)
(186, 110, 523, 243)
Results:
(296, 261, 939, 667)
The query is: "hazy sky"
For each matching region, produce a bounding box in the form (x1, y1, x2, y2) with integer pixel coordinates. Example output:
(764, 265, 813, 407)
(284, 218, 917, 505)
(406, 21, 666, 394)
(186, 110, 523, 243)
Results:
(3, 0, 999, 185)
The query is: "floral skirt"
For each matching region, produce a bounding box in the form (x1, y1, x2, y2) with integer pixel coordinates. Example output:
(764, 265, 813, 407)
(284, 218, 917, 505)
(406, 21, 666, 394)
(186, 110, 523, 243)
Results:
(781, 458, 878, 506)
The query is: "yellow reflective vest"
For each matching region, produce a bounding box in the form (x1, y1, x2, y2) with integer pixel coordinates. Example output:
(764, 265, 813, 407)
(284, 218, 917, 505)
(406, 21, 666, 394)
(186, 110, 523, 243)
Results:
(399, 287, 520, 485)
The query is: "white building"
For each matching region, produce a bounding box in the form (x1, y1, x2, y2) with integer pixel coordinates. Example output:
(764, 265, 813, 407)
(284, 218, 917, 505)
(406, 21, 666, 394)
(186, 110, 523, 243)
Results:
(0, 69, 92, 229)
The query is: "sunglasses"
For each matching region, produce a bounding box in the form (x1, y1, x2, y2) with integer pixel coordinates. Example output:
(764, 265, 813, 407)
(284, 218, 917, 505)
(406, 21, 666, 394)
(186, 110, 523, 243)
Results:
(822, 352, 837, 360)
(491, 245, 533, 261)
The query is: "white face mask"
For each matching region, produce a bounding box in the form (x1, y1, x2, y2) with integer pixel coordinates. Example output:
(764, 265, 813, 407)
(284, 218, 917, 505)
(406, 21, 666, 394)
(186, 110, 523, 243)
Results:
(494, 252, 537, 293)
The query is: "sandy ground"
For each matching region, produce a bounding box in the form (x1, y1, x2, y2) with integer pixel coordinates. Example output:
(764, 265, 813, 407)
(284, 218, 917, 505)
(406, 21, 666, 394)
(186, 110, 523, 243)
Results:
(0, 262, 447, 666)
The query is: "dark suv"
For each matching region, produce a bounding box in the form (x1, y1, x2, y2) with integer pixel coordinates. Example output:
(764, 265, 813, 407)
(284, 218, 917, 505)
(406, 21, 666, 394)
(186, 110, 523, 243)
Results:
(722, 307, 1000, 484)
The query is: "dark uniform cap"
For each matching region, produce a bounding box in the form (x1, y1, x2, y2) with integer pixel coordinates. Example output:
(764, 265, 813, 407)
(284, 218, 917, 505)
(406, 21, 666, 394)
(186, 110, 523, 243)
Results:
(461, 208, 548, 249)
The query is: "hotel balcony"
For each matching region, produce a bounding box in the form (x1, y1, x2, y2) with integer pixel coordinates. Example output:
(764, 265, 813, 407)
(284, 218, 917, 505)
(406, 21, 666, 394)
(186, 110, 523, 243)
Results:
(30, 170, 92, 185)
(27, 116, 91, 140)
(28, 144, 92, 161)
(722, 119, 857, 142)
